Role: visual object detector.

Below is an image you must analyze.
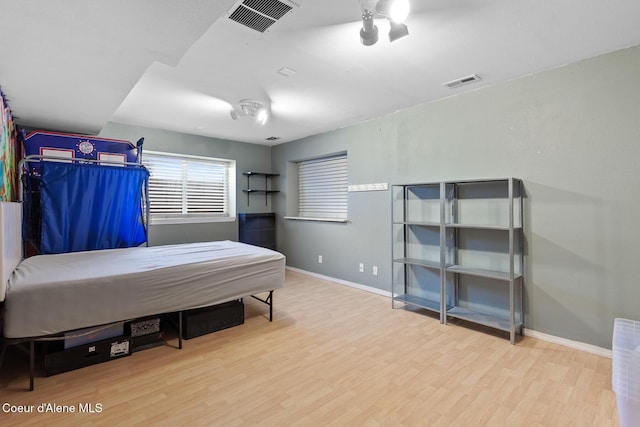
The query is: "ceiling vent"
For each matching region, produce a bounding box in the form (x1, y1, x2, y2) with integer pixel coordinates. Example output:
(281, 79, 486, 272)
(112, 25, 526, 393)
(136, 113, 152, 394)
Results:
(443, 74, 481, 89)
(228, 0, 295, 33)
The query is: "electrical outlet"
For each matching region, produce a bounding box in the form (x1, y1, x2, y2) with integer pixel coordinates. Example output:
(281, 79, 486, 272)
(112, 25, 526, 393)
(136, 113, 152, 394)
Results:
(318, 255, 323, 264)
(359, 263, 364, 273)
(372, 266, 378, 276)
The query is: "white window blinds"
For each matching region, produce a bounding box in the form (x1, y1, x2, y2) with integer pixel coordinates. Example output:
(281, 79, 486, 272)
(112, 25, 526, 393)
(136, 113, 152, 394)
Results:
(298, 154, 348, 220)
(144, 151, 235, 223)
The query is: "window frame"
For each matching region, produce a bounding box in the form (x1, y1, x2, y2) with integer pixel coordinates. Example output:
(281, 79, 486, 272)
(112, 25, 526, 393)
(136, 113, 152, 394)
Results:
(285, 152, 348, 223)
(143, 150, 236, 225)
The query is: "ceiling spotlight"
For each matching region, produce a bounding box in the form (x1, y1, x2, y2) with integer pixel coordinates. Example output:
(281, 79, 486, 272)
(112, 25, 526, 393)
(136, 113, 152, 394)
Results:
(360, 9, 379, 46)
(388, 21, 409, 42)
(255, 108, 268, 125)
(376, 0, 410, 23)
(230, 99, 269, 125)
(359, 0, 410, 46)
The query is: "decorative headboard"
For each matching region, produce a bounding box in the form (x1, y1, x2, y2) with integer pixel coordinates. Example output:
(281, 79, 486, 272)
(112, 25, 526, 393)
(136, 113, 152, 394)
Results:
(0, 202, 22, 302)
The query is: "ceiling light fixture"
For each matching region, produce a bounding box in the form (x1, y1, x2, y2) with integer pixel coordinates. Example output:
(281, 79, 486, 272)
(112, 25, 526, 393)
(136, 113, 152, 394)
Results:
(230, 99, 269, 125)
(376, 0, 410, 23)
(359, 0, 410, 46)
(360, 9, 379, 46)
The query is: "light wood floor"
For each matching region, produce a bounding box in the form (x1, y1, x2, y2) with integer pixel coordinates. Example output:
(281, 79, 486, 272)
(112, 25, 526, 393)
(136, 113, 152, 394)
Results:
(0, 270, 618, 426)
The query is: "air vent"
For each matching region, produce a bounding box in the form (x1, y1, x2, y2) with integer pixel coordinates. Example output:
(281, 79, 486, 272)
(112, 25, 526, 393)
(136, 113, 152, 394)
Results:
(228, 0, 294, 33)
(443, 74, 481, 89)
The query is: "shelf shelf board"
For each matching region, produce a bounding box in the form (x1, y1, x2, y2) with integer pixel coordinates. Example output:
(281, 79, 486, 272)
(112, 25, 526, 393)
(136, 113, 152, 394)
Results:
(393, 221, 441, 227)
(393, 294, 441, 312)
(394, 257, 441, 270)
(447, 307, 519, 332)
(242, 190, 280, 194)
(445, 223, 522, 231)
(443, 177, 520, 185)
(243, 172, 280, 177)
(445, 265, 522, 281)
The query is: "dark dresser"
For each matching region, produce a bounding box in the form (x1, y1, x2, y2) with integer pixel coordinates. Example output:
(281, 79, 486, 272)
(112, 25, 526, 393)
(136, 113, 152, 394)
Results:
(238, 212, 276, 250)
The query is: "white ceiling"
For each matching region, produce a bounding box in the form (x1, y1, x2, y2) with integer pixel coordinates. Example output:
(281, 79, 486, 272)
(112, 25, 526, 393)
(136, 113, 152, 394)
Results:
(1, 0, 639, 145)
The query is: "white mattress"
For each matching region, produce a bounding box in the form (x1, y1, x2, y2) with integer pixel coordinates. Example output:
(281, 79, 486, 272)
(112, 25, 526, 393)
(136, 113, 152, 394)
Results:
(3, 240, 285, 338)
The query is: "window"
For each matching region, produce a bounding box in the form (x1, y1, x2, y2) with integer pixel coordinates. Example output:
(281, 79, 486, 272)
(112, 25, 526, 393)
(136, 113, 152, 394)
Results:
(295, 153, 348, 221)
(144, 151, 236, 224)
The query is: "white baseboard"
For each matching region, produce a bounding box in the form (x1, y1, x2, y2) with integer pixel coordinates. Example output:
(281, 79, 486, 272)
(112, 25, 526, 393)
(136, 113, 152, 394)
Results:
(285, 266, 613, 359)
(523, 328, 612, 358)
(285, 266, 392, 297)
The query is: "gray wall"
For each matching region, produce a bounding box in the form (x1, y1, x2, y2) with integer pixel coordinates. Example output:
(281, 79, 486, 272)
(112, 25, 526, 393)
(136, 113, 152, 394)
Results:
(100, 122, 272, 246)
(271, 44, 640, 349)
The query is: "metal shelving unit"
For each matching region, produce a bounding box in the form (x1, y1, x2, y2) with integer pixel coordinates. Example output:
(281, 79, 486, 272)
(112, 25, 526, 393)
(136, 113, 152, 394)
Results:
(391, 178, 524, 344)
(392, 183, 449, 322)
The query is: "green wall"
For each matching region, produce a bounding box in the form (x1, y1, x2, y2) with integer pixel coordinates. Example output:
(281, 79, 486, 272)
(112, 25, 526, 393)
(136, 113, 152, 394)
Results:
(271, 45, 640, 349)
(98, 45, 640, 348)
(100, 122, 272, 246)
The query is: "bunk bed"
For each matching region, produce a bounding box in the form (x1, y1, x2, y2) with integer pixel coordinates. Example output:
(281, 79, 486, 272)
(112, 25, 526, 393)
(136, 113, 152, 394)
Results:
(0, 133, 285, 390)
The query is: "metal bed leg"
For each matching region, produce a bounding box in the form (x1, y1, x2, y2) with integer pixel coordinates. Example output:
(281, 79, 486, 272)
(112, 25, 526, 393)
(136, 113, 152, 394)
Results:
(29, 340, 34, 391)
(250, 291, 274, 321)
(178, 311, 183, 350)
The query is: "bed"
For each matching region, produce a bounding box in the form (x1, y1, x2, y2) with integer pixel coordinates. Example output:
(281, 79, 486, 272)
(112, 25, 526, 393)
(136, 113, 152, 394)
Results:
(4, 240, 285, 339)
(0, 202, 286, 390)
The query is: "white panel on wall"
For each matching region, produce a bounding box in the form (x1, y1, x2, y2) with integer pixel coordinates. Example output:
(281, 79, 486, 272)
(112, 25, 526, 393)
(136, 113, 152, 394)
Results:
(348, 183, 388, 192)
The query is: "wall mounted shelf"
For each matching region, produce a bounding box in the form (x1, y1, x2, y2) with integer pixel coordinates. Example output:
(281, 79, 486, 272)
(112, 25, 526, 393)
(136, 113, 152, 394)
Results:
(242, 172, 279, 205)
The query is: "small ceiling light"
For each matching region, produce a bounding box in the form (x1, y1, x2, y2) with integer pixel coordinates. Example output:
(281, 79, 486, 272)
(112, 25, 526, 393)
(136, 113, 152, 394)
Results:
(359, 0, 410, 46)
(376, 0, 410, 23)
(230, 99, 269, 125)
(255, 108, 268, 125)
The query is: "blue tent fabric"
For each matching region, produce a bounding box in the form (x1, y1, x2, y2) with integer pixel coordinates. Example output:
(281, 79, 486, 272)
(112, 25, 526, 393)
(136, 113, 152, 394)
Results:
(39, 162, 149, 254)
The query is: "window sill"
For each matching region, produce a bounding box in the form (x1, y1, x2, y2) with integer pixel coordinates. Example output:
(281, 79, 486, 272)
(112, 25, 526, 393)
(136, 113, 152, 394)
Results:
(284, 216, 348, 223)
(150, 216, 236, 225)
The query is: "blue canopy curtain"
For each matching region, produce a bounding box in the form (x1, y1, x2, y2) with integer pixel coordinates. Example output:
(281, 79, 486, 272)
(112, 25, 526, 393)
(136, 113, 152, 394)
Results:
(39, 162, 149, 254)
